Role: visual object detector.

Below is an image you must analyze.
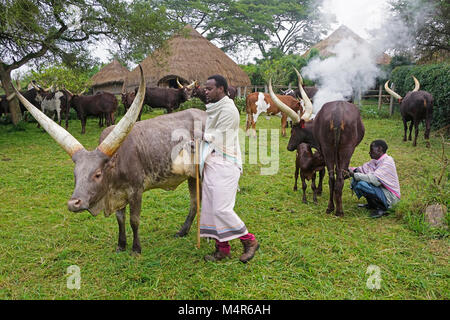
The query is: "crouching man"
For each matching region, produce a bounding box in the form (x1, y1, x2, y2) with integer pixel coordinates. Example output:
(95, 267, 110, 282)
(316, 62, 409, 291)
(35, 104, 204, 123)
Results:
(347, 140, 401, 218)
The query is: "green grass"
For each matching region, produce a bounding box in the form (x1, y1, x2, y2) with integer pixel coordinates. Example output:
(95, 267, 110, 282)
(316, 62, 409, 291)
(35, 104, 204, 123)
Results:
(0, 104, 448, 300)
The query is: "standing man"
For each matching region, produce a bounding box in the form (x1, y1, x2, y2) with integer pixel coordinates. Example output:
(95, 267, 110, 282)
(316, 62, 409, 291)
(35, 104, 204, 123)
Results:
(200, 74, 259, 263)
(347, 140, 401, 218)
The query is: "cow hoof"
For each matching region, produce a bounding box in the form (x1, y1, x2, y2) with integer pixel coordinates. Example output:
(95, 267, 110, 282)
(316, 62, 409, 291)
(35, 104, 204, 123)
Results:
(175, 230, 188, 238)
(326, 208, 334, 214)
(293, 187, 297, 191)
(302, 199, 307, 204)
(116, 246, 126, 253)
(335, 211, 344, 217)
(132, 247, 141, 255)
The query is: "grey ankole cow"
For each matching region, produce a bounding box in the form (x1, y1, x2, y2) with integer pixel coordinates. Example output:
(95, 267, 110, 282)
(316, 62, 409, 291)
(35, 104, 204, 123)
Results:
(13, 66, 206, 254)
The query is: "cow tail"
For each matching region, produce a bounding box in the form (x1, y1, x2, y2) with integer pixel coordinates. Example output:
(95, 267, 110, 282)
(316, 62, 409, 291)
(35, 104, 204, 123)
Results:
(334, 124, 341, 175)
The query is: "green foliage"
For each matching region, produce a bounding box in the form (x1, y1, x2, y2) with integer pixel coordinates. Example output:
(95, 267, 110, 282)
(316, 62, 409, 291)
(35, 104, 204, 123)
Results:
(0, 0, 176, 70)
(241, 51, 318, 87)
(391, 63, 450, 130)
(22, 64, 94, 94)
(165, 0, 329, 58)
(389, 0, 449, 60)
(180, 97, 247, 114)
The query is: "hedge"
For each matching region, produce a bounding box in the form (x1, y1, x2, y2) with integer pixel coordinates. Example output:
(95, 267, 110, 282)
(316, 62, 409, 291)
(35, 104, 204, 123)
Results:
(391, 63, 450, 130)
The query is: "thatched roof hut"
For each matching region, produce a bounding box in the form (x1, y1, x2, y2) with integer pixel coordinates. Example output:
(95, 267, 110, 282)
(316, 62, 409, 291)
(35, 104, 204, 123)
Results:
(122, 25, 251, 92)
(302, 25, 391, 65)
(91, 60, 130, 94)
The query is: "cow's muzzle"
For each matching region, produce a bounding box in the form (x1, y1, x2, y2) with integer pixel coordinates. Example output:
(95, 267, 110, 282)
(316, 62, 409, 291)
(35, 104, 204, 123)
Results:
(67, 198, 87, 212)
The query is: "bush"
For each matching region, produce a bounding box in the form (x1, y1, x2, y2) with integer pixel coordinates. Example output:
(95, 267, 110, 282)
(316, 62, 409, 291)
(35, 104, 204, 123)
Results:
(180, 97, 247, 114)
(391, 63, 450, 130)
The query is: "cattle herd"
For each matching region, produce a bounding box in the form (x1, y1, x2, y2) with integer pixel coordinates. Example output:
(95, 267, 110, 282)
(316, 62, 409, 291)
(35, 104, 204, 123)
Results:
(5, 65, 434, 253)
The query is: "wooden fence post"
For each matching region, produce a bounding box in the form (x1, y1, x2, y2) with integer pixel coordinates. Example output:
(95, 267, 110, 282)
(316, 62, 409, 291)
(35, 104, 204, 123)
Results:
(377, 84, 382, 111)
(264, 84, 268, 93)
(237, 86, 241, 98)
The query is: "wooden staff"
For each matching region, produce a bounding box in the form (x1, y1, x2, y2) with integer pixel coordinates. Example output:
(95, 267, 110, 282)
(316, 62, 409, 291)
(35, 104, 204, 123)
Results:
(195, 139, 201, 249)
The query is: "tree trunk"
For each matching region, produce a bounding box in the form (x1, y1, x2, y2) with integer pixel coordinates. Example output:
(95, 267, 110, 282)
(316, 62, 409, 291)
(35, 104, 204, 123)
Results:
(0, 64, 22, 125)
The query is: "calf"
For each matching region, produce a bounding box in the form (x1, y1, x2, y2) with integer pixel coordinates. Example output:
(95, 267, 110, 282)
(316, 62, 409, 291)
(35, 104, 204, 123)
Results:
(294, 143, 325, 204)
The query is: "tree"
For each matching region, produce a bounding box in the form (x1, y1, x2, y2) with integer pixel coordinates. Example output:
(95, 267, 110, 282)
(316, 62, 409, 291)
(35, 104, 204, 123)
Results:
(160, 0, 329, 59)
(0, 0, 177, 125)
(22, 64, 96, 95)
(241, 49, 320, 87)
(156, 0, 223, 35)
(389, 0, 450, 61)
(209, 0, 328, 58)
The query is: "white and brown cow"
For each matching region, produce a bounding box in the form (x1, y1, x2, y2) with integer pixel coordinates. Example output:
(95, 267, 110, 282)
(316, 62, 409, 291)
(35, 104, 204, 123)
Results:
(245, 92, 303, 137)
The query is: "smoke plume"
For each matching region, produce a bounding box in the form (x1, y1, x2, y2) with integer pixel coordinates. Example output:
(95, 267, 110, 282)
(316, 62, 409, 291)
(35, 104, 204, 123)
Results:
(301, 0, 437, 113)
(302, 37, 380, 112)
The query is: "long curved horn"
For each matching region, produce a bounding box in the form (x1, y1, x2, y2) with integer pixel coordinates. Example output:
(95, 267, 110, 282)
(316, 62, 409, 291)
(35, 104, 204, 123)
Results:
(268, 78, 300, 124)
(65, 87, 74, 96)
(293, 67, 313, 121)
(186, 80, 196, 89)
(6, 92, 16, 101)
(31, 82, 41, 91)
(12, 85, 85, 157)
(412, 76, 420, 92)
(97, 64, 146, 157)
(384, 80, 402, 100)
(176, 78, 183, 89)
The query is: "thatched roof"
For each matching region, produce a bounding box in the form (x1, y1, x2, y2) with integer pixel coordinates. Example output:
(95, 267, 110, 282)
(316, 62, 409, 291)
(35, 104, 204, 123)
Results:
(302, 25, 391, 65)
(123, 25, 251, 91)
(91, 60, 130, 87)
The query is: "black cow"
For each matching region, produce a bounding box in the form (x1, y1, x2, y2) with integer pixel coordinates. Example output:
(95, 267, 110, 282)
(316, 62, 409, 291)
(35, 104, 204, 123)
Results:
(71, 92, 118, 134)
(385, 76, 434, 146)
(136, 86, 190, 114)
(121, 91, 141, 121)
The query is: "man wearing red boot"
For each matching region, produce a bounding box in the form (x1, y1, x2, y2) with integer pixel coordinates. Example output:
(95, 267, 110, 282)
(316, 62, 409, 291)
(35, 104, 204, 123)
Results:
(200, 74, 259, 263)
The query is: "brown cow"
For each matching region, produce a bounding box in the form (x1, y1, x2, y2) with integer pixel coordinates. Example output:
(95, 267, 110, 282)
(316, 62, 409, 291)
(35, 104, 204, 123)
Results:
(245, 91, 303, 137)
(270, 68, 365, 216)
(294, 143, 325, 204)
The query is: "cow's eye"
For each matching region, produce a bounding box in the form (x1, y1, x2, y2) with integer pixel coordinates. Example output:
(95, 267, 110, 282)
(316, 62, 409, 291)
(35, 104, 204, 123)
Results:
(94, 171, 102, 179)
